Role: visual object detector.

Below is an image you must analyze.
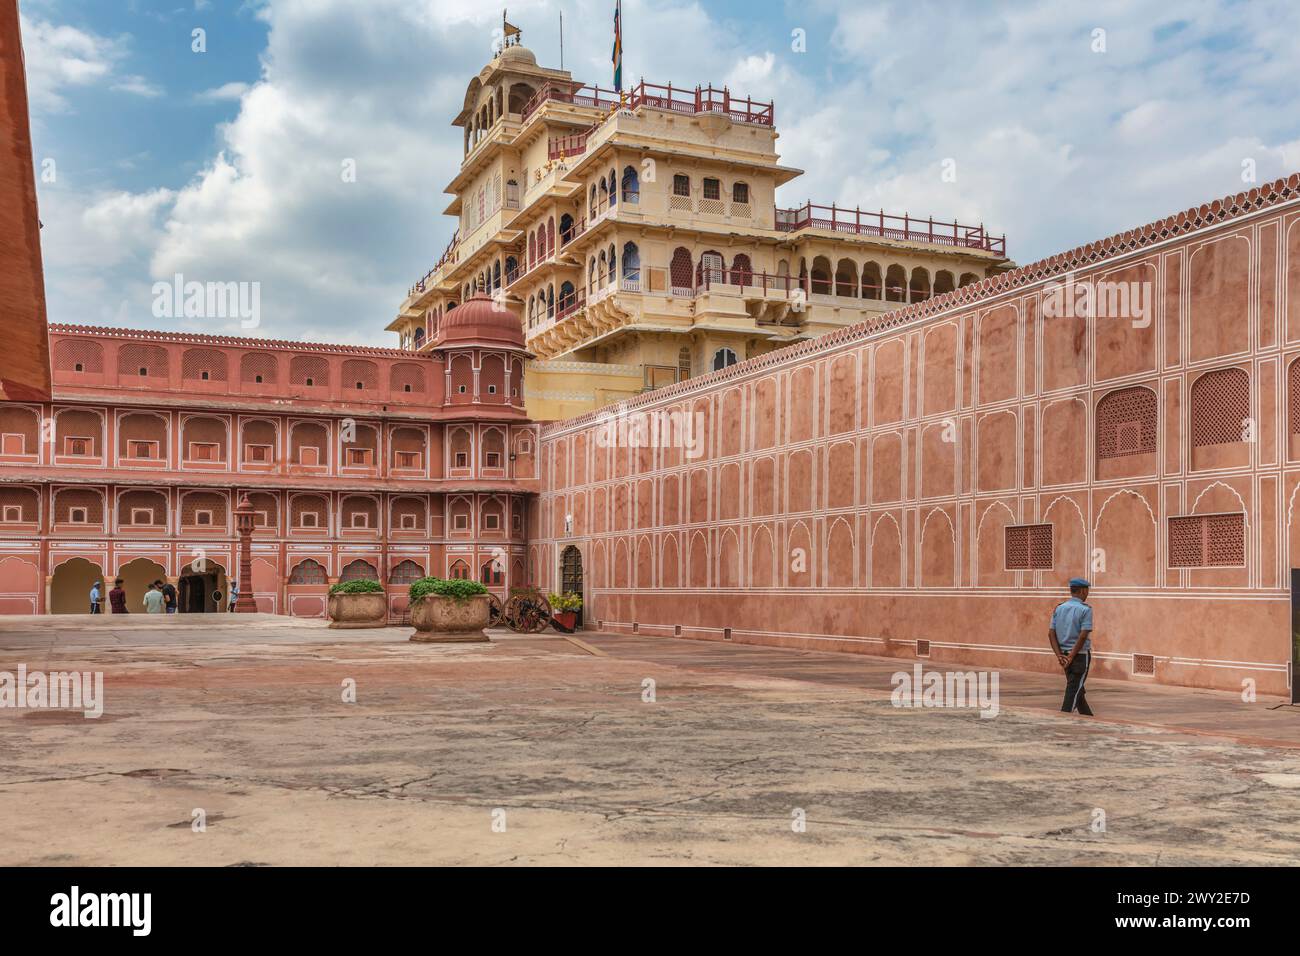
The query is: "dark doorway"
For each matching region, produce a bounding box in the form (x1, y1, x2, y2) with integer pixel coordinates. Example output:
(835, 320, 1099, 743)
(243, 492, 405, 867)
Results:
(179, 569, 221, 611)
(561, 545, 584, 629)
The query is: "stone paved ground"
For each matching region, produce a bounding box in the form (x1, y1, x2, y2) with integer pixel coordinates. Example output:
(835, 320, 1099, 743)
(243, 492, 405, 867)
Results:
(1, 615, 1298, 866)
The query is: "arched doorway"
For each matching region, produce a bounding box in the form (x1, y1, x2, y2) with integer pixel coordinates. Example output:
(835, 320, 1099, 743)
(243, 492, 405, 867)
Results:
(178, 558, 228, 613)
(50, 557, 105, 615)
(116, 557, 169, 614)
(561, 545, 584, 628)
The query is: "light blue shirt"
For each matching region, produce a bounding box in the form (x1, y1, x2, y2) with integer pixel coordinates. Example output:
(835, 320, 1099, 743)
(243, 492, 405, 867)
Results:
(1051, 597, 1093, 653)
(90, 585, 101, 603)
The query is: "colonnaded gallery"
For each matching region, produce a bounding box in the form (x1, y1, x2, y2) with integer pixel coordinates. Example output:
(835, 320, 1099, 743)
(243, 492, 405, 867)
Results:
(4, 38, 1300, 697)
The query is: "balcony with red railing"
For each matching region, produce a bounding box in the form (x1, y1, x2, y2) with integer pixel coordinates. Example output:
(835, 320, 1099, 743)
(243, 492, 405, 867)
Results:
(775, 204, 1006, 256)
(629, 81, 773, 126)
(410, 230, 461, 297)
(556, 288, 586, 321)
(521, 79, 774, 129)
(548, 128, 593, 161)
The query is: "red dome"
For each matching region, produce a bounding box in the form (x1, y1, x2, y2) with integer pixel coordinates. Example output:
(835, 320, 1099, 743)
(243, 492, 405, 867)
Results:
(432, 293, 526, 350)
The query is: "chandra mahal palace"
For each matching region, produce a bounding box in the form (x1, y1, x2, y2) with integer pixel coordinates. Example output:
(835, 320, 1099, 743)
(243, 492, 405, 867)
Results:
(387, 38, 1012, 421)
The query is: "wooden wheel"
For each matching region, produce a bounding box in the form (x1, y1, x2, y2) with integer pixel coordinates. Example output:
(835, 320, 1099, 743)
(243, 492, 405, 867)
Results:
(486, 592, 504, 627)
(503, 591, 553, 633)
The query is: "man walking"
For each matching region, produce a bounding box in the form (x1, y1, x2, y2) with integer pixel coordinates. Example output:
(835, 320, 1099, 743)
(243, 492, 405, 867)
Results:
(162, 579, 177, 614)
(1048, 577, 1094, 716)
(108, 578, 128, 614)
(143, 581, 165, 614)
(89, 580, 102, 614)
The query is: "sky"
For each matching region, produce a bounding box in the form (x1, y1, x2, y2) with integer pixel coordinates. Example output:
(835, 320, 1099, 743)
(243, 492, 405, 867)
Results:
(20, 0, 1300, 347)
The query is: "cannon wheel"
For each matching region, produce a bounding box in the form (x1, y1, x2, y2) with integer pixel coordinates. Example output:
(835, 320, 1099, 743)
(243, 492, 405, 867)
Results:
(486, 592, 504, 628)
(503, 591, 553, 633)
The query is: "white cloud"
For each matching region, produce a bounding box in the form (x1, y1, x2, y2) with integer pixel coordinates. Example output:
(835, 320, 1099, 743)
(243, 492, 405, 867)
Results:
(18, 14, 116, 112)
(197, 81, 251, 102)
(110, 74, 163, 98)
(19, 12, 162, 111)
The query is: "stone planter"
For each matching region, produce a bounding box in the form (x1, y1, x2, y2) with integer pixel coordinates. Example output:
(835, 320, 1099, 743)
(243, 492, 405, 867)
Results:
(327, 591, 388, 629)
(409, 593, 491, 643)
(554, 610, 577, 631)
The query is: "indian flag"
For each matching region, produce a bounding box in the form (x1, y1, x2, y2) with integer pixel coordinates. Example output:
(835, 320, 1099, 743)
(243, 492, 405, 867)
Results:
(611, 0, 622, 92)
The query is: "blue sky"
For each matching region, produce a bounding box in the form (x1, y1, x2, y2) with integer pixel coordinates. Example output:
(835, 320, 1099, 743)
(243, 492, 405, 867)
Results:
(21, 0, 1300, 346)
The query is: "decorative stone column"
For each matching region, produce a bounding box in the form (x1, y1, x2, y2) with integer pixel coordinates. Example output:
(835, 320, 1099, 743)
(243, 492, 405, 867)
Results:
(233, 494, 258, 613)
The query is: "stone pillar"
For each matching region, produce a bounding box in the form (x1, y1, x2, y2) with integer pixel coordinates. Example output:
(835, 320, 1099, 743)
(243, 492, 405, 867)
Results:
(233, 494, 257, 613)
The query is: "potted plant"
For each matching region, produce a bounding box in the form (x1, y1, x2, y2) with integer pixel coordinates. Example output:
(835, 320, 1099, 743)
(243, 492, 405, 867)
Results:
(408, 577, 492, 643)
(327, 579, 387, 629)
(548, 591, 582, 631)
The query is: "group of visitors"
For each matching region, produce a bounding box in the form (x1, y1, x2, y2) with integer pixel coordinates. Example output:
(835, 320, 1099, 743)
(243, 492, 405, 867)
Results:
(87, 578, 240, 613)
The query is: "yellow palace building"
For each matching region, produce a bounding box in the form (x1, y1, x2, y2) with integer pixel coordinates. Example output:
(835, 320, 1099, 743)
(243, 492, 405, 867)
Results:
(388, 30, 1013, 421)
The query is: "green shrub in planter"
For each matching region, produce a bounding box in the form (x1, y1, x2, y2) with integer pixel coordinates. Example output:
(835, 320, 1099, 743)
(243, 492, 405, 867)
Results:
(329, 579, 385, 595)
(548, 591, 583, 612)
(409, 576, 488, 604)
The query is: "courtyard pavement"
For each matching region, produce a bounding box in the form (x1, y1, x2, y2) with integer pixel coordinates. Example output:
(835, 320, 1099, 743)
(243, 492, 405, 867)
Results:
(1, 614, 1298, 866)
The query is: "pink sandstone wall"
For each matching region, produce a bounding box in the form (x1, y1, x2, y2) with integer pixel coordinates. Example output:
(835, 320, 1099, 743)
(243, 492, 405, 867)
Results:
(0, 327, 538, 617)
(533, 176, 1300, 696)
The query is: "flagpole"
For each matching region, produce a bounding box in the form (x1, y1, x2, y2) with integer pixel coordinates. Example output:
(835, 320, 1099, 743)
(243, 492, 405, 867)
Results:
(560, 9, 564, 69)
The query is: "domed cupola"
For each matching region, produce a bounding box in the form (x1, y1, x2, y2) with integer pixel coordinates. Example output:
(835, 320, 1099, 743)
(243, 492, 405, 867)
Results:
(431, 293, 527, 353)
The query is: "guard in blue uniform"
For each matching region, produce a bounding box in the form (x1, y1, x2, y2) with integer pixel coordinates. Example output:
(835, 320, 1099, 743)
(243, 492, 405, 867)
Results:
(1048, 578, 1094, 715)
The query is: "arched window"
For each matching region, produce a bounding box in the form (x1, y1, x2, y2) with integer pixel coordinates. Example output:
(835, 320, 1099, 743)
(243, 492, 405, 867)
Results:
(712, 348, 738, 372)
(621, 242, 641, 285)
(697, 250, 724, 286)
(835, 258, 857, 297)
(559, 281, 576, 312)
(288, 559, 327, 585)
(810, 256, 832, 295)
(559, 214, 574, 245)
(480, 559, 504, 585)
(670, 247, 693, 294)
(885, 264, 907, 302)
(909, 267, 931, 302)
(607, 169, 617, 205)
(862, 262, 882, 299)
(621, 165, 639, 203)
(1097, 386, 1157, 459)
(547, 285, 555, 320)
(340, 559, 379, 583)
(389, 559, 424, 584)
(448, 559, 471, 580)
(412, 327, 425, 349)
(607, 244, 617, 285)
(730, 253, 752, 287)
(1191, 368, 1250, 448)
(505, 255, 518, 283)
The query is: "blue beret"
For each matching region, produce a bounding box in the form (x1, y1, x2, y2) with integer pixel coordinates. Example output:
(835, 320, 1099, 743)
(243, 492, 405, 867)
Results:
(1069, 578, 1091, 588)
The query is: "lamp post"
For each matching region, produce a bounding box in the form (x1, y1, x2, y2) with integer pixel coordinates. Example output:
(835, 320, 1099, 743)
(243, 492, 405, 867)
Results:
(233, 494, 257, 613)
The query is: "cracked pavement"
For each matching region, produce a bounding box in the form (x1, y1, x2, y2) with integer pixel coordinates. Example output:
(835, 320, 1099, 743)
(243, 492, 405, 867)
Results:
(1, 614, 1299, 865)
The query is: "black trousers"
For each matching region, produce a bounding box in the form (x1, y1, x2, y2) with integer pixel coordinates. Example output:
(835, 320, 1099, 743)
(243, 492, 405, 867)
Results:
(1061, 651, 1093, 715)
